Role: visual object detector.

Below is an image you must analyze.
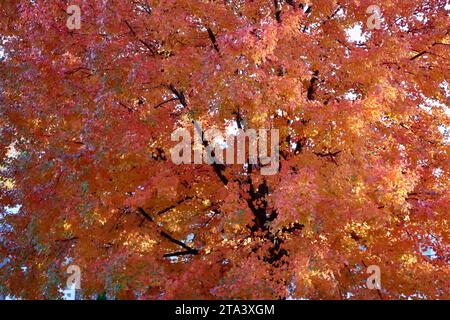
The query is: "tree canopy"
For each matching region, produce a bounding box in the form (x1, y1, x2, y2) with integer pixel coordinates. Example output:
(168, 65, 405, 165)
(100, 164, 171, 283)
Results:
(0, 0, 449, 299)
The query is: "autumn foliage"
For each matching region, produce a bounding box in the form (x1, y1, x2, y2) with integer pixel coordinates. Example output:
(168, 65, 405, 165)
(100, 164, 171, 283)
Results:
(0, 0, 449, 299)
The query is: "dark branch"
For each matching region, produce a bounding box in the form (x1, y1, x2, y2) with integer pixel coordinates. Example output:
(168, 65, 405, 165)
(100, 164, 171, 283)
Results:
(157, 196, 193, 216)
(286, 0, 297, 7)
(137, 207, 199, 257)
(154, 97, 179, 109)
(314, 150, 342, 157)
(307, 70, 319, 100)
(138, 207, 154, 222)
(124, 19, 137, 37)
(163, 250, 198, 258)
(168, 84, 187, 107)
(138, 39, 156, 56)
(55, 236, 78, 242)
(246, 179, 276, 232)
(124, 20, 155, 56)
(118, 101, 134, 112)
(314, 150, 341, 165)
(206, 27, 220, 52)
(274, 0, 282, 22)
(410, 50, 428, 60)
(193, 120, 229, 186)
(160, 231, 198, 254)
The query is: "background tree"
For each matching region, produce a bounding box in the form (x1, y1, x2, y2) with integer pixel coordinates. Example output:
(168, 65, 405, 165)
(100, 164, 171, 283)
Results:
(0, 0, 449, 299)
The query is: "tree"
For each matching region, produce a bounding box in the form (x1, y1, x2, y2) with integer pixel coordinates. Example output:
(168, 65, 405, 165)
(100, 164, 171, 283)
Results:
(0, 0, 449, 300)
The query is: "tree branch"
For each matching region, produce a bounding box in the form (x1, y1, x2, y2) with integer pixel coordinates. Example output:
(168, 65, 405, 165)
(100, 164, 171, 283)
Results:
(160, 231, 198, 254)
(314, 150, 341, 165)
(167, 84, 187, 107)
(138, 207, 154, 222)
(410, 50, 428, 60)
(137, 207, 199, 257)
(206, 27, 220, 52)
(154, 97, 179, 109)
(124, 20, 155, 56)
(274, 0, 282, 22)
(307, 70, 319, 100)
(157, 196, 193, 216)
(163, 250, 198, 257)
